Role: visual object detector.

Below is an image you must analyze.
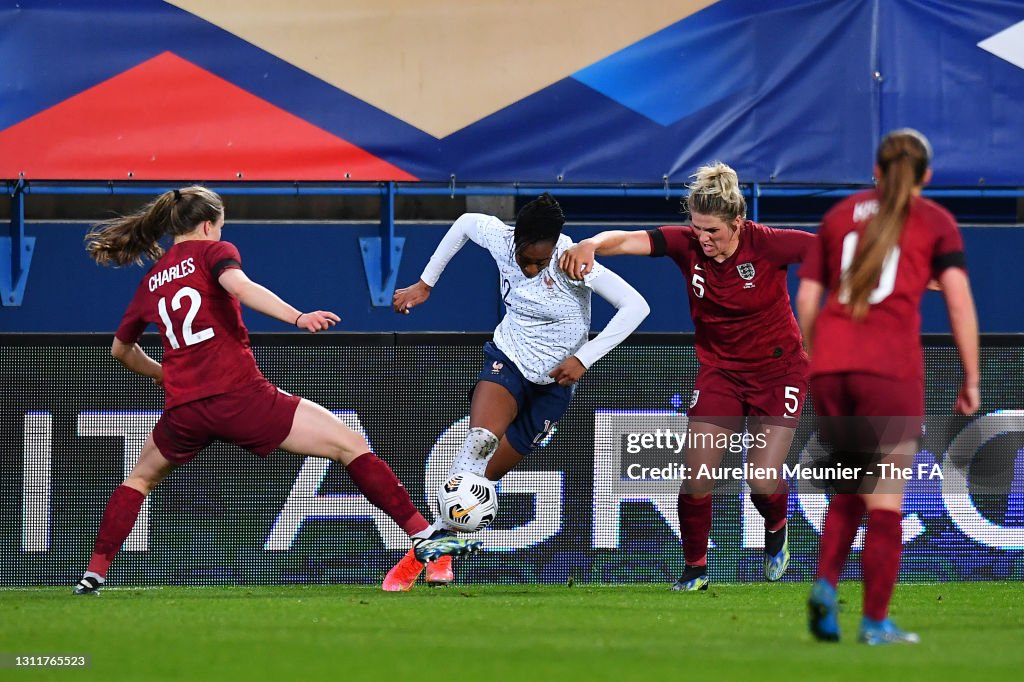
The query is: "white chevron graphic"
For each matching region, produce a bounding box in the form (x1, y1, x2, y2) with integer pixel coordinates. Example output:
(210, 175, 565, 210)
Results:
(978, 20, 1024, 70)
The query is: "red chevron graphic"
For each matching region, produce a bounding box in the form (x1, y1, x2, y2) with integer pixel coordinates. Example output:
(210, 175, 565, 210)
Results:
(0, 51, 416, 181)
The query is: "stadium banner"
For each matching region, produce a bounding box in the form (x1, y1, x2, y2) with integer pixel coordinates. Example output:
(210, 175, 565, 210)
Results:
(2, 334, 1023, 587)
(879, 0, 1024, 186)
(1, 1, 1021, 184)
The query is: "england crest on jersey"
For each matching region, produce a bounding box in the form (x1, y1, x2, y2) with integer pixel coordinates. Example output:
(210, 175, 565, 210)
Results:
(736, 262, 755, 280)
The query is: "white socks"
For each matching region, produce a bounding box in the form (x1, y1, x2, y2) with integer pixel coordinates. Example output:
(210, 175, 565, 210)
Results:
(410, 526, 436, 542)
(448, 427, 499, 478)
(429, 427, 500, 533)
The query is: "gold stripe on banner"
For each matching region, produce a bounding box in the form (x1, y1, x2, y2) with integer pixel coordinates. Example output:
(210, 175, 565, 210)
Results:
(167, 0, 717, 138)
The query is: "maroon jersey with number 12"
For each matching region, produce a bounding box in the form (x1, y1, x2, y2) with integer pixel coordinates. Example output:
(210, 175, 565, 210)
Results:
(115, 240, 265, 408)
(649, 222, 814, 372)
(800, 189, 966, 380)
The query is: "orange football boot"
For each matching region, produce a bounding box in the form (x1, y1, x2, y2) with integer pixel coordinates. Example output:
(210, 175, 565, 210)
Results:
(382, 549, 424, 592)
(426, 555, 454, 586)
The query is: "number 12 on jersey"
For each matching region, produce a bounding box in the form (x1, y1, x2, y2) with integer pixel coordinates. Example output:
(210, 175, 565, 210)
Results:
(157, 286, 215, 349)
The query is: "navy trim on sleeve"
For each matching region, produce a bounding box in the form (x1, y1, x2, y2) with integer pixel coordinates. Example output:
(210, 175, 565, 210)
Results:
(211, 258, 241, 280)
(647, 229, 667, 257)
(932, 251, 966, 272)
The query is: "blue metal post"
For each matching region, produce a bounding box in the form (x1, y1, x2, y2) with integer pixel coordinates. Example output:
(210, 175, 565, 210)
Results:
(1, 179, 36, 306)
(11, 182, 23, 276)
(382, 180, 395, 281)
(359, 182, 405, 306)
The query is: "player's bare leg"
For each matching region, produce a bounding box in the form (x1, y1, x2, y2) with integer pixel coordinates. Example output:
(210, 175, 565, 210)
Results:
(485, 437, 523, 482)
(442, 381, 518, 477)
(422, 419, 526, 588)
(470, 381, 519, 431)
(281, 399, 481, 572)
(423, 390, 525, 589)
(402, 438, 525, 590)
(385, 385, 517, 592)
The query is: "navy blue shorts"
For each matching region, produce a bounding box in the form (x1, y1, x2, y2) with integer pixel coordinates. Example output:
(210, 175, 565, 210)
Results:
(477, 342, 574, 456)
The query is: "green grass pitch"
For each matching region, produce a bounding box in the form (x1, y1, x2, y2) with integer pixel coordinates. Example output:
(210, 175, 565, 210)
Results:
(3, 583, 1022, 681)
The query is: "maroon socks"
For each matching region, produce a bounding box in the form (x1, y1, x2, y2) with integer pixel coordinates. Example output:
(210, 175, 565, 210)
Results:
(86, 485, 145, 578)
(678, 493, 712, 566)
(751, 480, 789, 532)
(815, 494, 867, 586)
(346, 452, 429, 537)
(862, 509, 903, 620)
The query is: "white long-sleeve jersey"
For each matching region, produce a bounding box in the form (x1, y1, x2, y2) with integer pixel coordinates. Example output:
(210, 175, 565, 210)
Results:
(420, 213, 650, 384)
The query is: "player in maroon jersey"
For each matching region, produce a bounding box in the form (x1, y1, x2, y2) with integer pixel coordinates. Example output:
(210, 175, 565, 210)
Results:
(560, 162, 814, 590)
(797, 129, 979, 644)
(72, 186, 480, 595)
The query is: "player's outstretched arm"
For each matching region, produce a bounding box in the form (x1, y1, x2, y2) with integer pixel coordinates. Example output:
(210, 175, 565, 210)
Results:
(554, 269, 649, 386)
(938, 266, 980, 415)
(560, 230, 652, 281)
(795, 278, 825, 358)
(218, 268, 339, 333)
(111, 338, 163, 386)
(400, 213, 488, 314)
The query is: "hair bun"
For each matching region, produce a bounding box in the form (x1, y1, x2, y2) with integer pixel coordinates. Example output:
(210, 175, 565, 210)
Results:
(684, 162, 745, 221)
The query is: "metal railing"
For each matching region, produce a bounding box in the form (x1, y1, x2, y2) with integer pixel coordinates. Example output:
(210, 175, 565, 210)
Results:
(5, 179, 1023, 307)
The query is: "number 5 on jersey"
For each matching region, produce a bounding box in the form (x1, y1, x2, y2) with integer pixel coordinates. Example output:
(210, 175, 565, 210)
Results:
(691, 272, 705, 298)
(157, 286, 215, 349)
(784, 385, 800, 418)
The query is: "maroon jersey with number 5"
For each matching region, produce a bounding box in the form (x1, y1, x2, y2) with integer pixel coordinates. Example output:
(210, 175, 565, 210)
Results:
(649, 222, 814, 372)
(799, 189, 966, 380)
(115, 240, 265, 408)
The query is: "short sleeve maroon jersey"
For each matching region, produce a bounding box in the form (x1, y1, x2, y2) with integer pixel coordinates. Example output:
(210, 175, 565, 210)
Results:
(799, 190, 966, 380)
(650, 221, 813, 371)
(115, 240, 265, 408)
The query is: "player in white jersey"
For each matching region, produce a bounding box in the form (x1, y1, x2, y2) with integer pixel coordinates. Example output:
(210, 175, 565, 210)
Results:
(383, 193, 650, 590)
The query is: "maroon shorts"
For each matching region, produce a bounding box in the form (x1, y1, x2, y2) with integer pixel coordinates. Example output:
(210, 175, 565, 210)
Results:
(810, 372, 924, 446)
(687, 362, 809, 429)
(152, 380, 302, 465)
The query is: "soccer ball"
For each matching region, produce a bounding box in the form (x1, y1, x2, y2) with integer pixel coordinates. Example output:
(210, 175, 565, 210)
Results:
(437, 472, 498, 532)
